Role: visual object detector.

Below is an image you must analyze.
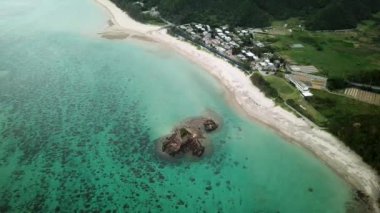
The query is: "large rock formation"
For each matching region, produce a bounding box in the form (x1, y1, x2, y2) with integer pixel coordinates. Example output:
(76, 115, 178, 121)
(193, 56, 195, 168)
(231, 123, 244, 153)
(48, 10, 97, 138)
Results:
(159, 117, 219, 158)
(162, 127, 205, 157)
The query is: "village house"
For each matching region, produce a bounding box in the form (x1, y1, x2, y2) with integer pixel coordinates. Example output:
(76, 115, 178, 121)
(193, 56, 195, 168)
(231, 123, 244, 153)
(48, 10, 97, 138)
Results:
(174, 23, 284, 72)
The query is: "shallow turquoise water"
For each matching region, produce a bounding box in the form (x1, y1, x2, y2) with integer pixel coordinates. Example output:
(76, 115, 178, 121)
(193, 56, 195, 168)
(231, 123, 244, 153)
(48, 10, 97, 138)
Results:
(0, 0, 354, 212)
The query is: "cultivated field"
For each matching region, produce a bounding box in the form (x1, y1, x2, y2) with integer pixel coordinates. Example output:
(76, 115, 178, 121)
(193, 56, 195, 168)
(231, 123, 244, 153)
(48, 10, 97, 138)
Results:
(263, 14, 380, 83)
(344, 88, 380, 106)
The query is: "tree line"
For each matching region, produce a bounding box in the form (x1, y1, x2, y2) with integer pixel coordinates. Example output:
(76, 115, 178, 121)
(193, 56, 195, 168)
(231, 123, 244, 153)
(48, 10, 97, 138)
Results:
(111, 0, 380, 30)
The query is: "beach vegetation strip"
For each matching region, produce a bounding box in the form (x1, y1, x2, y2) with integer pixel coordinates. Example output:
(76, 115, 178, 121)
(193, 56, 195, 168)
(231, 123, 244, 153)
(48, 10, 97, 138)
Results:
(250, 73, 282, 103)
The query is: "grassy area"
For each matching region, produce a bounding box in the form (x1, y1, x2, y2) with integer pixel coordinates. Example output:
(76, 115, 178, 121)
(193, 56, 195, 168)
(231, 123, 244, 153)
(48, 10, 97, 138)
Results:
(250, 73, 283, 104)
(265, 76, 328, 126)
(273, 31, 380, 78)
(310, 90, 380, 117)
(308, 90, 380, 172)
(265, 76, 299, 99)
(264, 14, 380, 83)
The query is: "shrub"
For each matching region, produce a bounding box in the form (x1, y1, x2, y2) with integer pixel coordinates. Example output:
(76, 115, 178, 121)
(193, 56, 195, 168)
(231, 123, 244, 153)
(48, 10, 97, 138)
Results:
(327, 77, 348, 90)
(250, 73, 279, 99)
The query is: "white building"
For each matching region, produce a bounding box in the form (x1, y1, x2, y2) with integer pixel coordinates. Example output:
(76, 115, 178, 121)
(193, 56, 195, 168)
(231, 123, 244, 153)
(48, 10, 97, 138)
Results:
(256, 42, 265, 48)
(285, 74, 313, 97)
(245, 51, 258, 61)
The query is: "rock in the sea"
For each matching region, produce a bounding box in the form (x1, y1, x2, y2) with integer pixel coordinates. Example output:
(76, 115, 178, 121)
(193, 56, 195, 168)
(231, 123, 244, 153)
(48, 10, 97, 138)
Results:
(162, 128, 205, 157)
(159, 117, 219, 158)
(203, 119, 218, 132)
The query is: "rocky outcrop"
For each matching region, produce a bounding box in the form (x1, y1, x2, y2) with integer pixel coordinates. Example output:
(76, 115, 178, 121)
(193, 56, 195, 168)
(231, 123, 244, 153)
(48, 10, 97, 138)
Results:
(162, 127, 205, 157)
(203, 119, 218, 132)
(159, 117, 219, 158)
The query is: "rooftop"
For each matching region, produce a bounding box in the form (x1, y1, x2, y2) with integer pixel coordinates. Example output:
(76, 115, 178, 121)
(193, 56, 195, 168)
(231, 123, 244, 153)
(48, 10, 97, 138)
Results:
(289, 65, 319, 74)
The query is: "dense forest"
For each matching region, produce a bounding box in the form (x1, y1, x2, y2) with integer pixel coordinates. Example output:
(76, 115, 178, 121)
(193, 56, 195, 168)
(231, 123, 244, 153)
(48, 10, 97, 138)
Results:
(111, 0, 380, 30)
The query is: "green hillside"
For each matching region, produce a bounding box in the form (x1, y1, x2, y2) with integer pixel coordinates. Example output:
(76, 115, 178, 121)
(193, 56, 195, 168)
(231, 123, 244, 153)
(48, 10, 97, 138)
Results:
(111, 0, 380, 30)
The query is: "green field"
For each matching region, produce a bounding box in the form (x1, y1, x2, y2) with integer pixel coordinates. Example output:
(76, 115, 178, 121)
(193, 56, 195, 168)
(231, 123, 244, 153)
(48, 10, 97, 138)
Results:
(263, 14, 380, 82)
(265, 76, 298, 99)
(273, 31, 379, 78)
(265, 76, 328, 126)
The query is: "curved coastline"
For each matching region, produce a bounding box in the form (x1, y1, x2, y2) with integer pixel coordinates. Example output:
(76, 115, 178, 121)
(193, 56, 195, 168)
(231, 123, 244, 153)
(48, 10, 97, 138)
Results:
(94, 0, 380, 210)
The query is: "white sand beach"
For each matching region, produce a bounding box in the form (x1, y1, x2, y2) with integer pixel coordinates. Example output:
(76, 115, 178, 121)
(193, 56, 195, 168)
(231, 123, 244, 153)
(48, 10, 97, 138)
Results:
(95, 0, 380, 210)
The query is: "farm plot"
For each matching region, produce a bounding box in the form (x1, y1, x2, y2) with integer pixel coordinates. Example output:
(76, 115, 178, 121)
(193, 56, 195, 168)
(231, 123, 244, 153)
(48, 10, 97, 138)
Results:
(344, 88, 380, 106)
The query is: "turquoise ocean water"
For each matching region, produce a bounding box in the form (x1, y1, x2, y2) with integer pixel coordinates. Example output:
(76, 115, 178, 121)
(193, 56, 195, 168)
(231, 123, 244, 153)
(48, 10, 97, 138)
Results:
(0, 0, 355, 212)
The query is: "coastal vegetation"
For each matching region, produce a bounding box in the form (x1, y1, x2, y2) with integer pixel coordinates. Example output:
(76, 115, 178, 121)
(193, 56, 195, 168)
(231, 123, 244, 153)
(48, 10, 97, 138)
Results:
(250, 73, 281, 103)
(251, 72, 380, 173)
(111, 0, 380, 30)
(265, 76, 328, 126)
(254, 16, 380, 173)
(308, 90, 380, 172)
(266, 75, 380, 172)
(111, 0, 165, 24)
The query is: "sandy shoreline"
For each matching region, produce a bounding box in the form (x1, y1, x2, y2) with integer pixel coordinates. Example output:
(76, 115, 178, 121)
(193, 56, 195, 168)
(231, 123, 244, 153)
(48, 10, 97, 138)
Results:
(95, 0, 379, 210)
